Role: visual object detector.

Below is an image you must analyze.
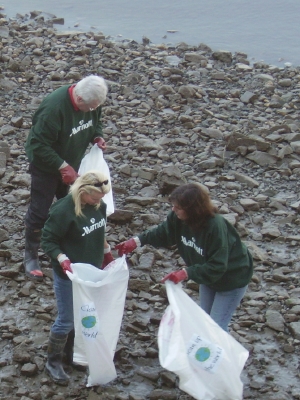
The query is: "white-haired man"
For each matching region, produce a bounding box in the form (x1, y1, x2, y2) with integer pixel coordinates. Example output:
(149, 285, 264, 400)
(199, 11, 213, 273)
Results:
(24, 75, 108, 281)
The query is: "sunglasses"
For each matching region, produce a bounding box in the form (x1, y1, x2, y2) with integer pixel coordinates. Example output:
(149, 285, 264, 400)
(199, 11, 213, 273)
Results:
(80, 180, 109, 189)
(94, 180, 109, 187)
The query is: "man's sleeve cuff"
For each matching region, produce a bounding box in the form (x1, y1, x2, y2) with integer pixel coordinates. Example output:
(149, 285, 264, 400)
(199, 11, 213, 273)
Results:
(133, 237, 141, 247)
(59, 161, 68, 170)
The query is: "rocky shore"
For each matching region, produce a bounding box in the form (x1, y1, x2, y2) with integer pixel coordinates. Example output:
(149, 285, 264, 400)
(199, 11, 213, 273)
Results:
(0, 8, 300, 400)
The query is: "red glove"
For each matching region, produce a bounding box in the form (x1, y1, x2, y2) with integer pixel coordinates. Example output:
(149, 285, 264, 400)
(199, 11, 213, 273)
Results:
(93, 137, 107, 150)
(115, 238, 137, 256)
(58, 254, 73, 274)
(161, 269, 188, 284)
(60, 165, 79, 185)
(101, 252, 115, 269)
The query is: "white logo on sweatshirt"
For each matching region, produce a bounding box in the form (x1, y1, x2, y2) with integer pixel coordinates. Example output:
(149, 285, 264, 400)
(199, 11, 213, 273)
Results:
(181, 236, 204, 255)
(82, 217, 106, 236)
(70, 119, 93, 136)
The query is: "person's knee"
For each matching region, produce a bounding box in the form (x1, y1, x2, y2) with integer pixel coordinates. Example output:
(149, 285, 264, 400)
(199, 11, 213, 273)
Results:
(52, 322, 74, 336)
(217, 319, 230, 332)
(25, 207, 49, 230)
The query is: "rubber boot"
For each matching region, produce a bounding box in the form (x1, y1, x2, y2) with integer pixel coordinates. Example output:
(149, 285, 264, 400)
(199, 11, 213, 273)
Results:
(45, 332, 70, 386)
(63, 329, 75, 366)
(63, 329, 87, 372)
(23, 227, 43, 281)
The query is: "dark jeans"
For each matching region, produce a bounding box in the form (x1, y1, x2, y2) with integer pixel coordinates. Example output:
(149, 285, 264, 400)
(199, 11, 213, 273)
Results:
(25, 163, 69, 230)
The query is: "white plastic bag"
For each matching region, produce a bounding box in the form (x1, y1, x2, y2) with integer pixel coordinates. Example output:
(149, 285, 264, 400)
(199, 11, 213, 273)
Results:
(66, 256, 129, 386)
(158, 281, 249, 400)
(78, 144, 114, 216)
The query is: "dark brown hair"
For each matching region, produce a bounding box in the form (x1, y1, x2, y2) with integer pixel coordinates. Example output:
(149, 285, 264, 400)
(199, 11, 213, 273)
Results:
(169, 183, 218, 230)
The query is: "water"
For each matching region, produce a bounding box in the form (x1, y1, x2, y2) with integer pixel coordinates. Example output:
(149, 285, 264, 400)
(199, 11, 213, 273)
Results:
(1, 0, 300, 67)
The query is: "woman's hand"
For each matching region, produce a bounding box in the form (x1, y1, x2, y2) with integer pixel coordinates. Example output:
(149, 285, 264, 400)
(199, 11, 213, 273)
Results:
(161, 269, 188, 284)
(101, 245, 115, 268)
(57, 254, 73, 274)
(115, 238, 138, 256)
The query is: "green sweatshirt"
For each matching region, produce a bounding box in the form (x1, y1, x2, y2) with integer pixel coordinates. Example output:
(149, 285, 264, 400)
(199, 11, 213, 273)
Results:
(25, 85, 103, 174)
(138, 212, 253, 291)
(41, 194, 107, 280)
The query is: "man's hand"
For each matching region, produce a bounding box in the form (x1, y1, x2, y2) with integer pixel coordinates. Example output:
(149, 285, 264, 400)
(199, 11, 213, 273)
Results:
(101, 252, 115, 269)
(161, 269, 188, 284)
(58, 254, 73, 274)
(94, 137, 107, 150)
(59, 165, 79, 185)
(115, 238, 137, 256)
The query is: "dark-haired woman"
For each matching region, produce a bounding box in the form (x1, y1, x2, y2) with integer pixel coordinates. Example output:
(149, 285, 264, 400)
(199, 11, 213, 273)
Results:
(115, 183, 253, 332)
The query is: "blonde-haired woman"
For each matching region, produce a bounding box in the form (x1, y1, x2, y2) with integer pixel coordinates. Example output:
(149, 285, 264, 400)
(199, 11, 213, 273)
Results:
(41, 170, 114, 385)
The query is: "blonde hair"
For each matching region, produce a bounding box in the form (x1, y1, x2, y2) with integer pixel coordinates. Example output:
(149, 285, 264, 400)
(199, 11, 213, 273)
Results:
(70, 170, 111, 217)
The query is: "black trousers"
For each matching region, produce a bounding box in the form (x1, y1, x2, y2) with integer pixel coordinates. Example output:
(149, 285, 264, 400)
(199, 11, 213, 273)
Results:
(25, 163, 69, 230)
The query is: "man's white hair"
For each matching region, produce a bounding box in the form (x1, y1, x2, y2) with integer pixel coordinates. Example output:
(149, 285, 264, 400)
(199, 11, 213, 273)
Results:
(75, 75, 108, 105)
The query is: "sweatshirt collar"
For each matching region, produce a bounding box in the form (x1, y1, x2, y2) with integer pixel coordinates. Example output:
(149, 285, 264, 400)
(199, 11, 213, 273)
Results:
(68, 84, 79, 111)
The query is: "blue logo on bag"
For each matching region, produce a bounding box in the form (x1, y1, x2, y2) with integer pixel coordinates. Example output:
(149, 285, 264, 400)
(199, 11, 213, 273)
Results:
(187, 334, 223, 373)
(81, 316, 97, 329)
(195, 347, 211, 362)
(81, 303, 99, 339)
